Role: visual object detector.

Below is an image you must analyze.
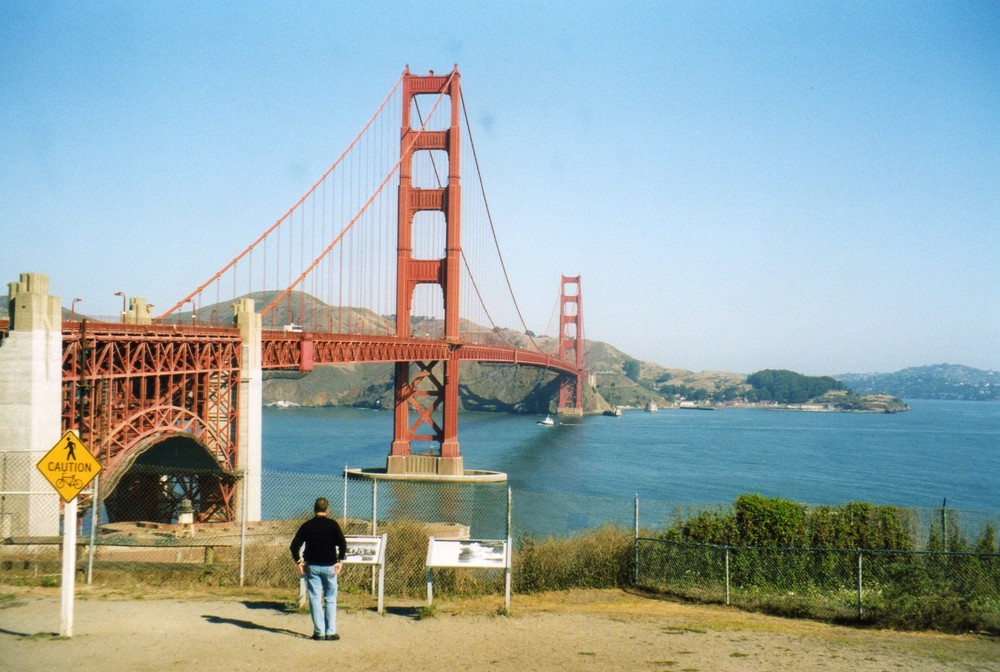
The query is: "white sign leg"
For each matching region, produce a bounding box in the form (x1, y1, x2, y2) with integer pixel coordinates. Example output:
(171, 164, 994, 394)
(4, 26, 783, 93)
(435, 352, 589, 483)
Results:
(61, 497, 78, 637)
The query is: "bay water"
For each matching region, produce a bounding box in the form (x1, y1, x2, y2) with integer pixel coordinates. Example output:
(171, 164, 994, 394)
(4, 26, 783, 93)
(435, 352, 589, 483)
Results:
(263, 399, 999, 514)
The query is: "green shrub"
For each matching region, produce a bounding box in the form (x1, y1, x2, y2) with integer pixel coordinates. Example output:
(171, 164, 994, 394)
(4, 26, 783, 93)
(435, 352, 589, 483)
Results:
(665, 495, 916, 551)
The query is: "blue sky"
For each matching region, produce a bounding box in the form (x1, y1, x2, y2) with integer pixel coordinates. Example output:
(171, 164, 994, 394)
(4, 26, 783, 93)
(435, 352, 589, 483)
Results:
(2, 2, 998, 375)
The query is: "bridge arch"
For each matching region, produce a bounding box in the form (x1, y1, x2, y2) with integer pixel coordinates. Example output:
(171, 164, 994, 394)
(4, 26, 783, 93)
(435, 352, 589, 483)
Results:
(103, 431, 238, 525)
(101, 405, 239, 525)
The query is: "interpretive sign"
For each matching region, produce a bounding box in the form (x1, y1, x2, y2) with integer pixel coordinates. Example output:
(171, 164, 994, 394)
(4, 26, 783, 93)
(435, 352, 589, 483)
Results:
(36, 430, 102, 502)
(344, 534, 386, 566)
(426, 538, 508, 569)
(297, 533, 389, 613)
(426, 537, 511, 610)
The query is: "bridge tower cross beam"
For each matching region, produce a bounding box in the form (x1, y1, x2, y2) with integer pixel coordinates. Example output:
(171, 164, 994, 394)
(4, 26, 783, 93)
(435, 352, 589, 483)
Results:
(557, 275, 585, 416)
(389, 67, 464, 476)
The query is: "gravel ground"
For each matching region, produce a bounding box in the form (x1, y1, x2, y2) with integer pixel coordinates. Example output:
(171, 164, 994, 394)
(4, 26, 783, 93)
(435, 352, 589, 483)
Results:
(1, 587, 997, 672)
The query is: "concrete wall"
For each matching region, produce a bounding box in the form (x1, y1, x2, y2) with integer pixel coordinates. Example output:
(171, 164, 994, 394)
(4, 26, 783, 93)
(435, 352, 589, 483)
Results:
(235, 298, 262, 521)
(0, 274, 63, 537)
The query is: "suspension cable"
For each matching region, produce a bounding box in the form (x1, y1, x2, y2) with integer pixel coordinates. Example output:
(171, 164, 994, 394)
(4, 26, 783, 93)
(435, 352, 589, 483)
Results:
(460, 89, 545, 354)
(262, 70, 457, 318)
(158, 72, 406, 320)
(412, 97, 509, 345)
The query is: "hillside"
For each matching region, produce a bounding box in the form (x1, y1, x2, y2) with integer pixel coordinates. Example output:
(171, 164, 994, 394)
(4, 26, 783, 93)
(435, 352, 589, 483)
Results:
(839, 364, 1000, 401)
(2, 293, 926, 412)
(262, 334, 907, 414)
(587, 355, 906, 413)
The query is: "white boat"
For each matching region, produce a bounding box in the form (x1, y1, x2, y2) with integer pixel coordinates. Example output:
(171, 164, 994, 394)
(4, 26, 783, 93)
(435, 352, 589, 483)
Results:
(537, 415, 556, 426)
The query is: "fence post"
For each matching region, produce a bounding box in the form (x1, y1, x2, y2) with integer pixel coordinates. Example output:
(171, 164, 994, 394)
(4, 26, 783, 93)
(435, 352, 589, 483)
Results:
(371, 477, 378, 535)
(342, 465, 348, 523)
(506, 487, 512, 613)
(86, 474, 99, 585)
(941, 498, 948, 552)
(633, 493, 639, 585)
(507, 487, 512, 541)
(370, 477, 378, 595)
(856, 549, 863, 619)
(725, 546, 730, 606)
(239, 472, 248, 587)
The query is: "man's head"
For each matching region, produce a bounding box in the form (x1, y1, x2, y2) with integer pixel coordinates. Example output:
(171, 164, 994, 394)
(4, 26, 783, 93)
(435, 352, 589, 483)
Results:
(314, 497, 329, 515)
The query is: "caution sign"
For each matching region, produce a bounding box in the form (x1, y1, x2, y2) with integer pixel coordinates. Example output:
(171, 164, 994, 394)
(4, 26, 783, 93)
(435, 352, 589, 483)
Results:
(36, 431, 103, 502)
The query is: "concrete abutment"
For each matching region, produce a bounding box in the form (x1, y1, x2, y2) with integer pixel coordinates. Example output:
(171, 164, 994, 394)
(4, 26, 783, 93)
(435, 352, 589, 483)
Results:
(0, 274, 63, 537)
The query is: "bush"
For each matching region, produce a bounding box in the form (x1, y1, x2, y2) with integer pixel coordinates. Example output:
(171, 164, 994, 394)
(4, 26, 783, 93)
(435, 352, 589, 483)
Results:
(666, 495, 916, 551)
(514, 525, 633, 593)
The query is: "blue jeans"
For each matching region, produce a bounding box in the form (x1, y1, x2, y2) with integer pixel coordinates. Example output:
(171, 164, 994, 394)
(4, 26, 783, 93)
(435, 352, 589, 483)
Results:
(305, 564, 338, 636)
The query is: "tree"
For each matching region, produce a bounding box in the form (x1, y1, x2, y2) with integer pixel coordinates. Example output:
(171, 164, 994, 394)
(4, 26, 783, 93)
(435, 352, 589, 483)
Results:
(746, 369, 846, 404)
(622, 359, 641, 382)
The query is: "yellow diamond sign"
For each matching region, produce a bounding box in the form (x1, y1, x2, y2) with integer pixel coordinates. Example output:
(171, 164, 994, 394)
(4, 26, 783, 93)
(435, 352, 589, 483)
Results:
(36, 431, 103, 502)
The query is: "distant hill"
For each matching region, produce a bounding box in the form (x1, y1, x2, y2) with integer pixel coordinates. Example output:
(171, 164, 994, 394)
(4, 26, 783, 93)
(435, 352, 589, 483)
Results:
(591, 357, 906, 413)
(838, 364, 1000, 401)
(2, 292, 938, 411)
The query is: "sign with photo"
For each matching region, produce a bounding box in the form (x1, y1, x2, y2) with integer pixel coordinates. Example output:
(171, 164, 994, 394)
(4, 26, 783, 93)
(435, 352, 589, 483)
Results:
(299, 534, 388, 614)
(344, 535, 385, 566)
(426, 538, 509, 569)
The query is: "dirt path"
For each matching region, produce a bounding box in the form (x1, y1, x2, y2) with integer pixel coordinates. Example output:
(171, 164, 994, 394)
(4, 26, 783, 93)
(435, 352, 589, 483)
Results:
(1, 587, 997, 671)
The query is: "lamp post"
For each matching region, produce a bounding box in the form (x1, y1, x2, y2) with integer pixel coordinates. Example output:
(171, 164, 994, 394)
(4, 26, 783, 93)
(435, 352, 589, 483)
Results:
(114, 291, 126, 321)
(185, 299, 196, 325)
(71, 298, 82, 320)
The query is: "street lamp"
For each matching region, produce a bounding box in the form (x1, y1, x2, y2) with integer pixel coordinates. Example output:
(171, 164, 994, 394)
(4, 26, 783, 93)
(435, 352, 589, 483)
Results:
(185, 299, 196, 324)
(114, 291, 126, 321)
(71, 298, 82, 320)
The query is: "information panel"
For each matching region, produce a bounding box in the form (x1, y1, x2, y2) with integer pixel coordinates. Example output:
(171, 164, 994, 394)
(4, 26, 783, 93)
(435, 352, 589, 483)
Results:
(426, 538, 508, 569)
(298, 533, 388, 614)
(344, 535, 386, 566)
(425, 537, 511, 611)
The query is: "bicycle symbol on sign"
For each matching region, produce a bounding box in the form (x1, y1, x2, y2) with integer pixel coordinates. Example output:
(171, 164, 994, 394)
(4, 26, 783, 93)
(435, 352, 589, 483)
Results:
(56, 474, 84, 490)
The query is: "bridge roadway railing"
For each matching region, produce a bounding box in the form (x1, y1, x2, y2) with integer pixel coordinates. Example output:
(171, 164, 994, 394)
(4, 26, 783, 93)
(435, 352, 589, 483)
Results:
(262, 330, 583, 377)
(47, 322, 581, 377)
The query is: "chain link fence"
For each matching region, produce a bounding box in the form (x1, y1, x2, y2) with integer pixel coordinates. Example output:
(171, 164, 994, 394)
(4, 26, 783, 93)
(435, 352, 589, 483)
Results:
(636, 538, 1000, 631)
(2, 461, 999, 631)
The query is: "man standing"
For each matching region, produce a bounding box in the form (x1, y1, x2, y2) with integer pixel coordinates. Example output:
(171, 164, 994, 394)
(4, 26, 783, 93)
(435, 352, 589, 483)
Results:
(290, 497, 348, 640)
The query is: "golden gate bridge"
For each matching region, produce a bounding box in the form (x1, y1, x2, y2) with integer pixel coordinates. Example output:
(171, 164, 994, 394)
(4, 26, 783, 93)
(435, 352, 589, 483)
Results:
(0, 67, 586, 532)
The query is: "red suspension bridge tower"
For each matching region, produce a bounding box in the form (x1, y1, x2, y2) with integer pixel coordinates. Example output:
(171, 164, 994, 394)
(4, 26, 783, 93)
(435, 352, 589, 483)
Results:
(557, 275, 585, 416)
(389, 68, 465, 475)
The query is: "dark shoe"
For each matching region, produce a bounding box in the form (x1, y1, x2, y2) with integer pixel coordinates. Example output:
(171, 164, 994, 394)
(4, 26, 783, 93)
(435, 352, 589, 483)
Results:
(312, 634, 323, 640)
(325, 634, 340, 641)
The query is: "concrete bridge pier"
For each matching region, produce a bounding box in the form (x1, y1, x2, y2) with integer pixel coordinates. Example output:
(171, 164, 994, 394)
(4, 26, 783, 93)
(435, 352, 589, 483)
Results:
(0, 274, 62, 537)
(234, 298, 262, 521)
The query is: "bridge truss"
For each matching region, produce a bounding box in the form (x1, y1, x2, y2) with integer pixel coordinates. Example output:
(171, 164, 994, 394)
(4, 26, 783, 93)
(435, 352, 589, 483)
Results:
(61, 322, 242, 523)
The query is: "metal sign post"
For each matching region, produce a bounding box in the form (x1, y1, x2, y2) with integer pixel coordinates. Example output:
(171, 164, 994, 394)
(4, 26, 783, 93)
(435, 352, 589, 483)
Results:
(36, 430, 103, 638)
(60, 497, 77, 637)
